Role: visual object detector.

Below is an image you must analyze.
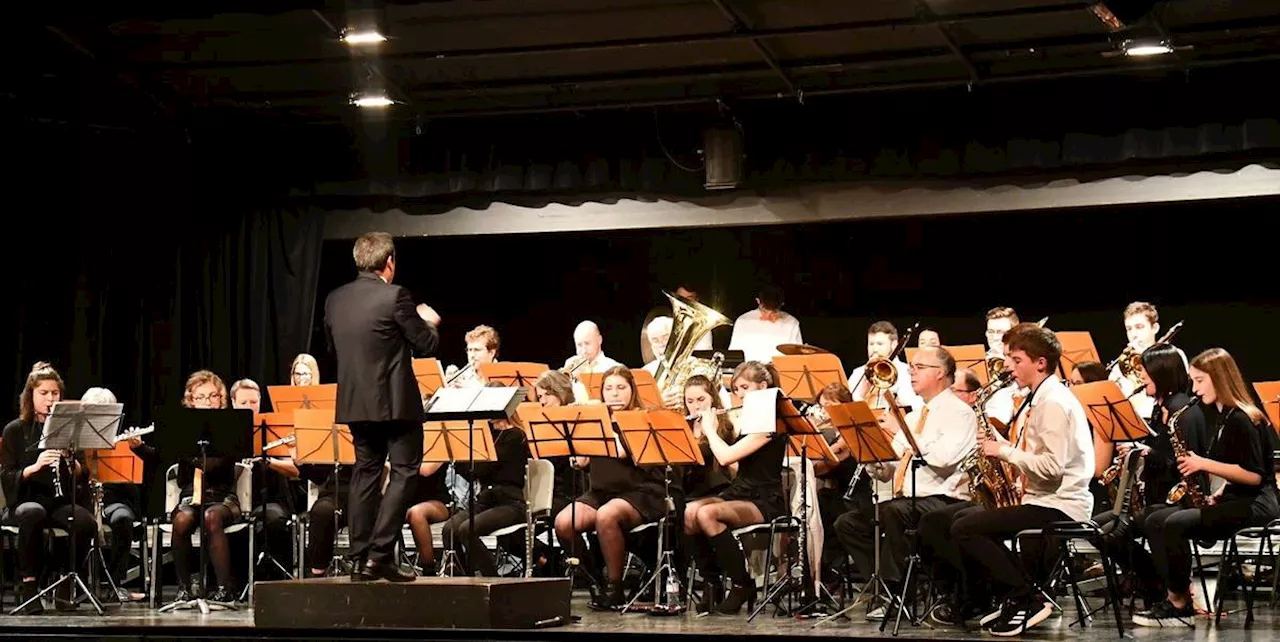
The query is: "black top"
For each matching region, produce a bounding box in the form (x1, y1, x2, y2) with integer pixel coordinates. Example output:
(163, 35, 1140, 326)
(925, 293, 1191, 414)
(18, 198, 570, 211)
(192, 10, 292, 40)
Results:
(1208, 406, 1277, 500)
(722, 432, 787, 500)
(455, 426, 529, 506)
(683, 442, 731, 499)
(177, 453, 238, 505)
(588, 444, 665, 498)
(0, 419, 84, 508)
(817, 428, 859, 491)
(1141, 393, 1210, 505)
(299, 464, 352, 503)
(324, 272, 440, 424)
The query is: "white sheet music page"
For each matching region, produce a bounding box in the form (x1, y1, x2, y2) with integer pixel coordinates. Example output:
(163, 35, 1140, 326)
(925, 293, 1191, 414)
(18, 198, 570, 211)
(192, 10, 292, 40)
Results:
(428, 388, 481, 414)
(738, 388, 781, 435)
(473, 386, 520, 412)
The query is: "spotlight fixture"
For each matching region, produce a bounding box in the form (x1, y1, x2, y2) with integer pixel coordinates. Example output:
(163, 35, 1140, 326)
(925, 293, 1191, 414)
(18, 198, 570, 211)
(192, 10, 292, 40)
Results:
(1124, 40, 1172, 56)
(351, 91, 394, 108)
(341, 29, 386, 46)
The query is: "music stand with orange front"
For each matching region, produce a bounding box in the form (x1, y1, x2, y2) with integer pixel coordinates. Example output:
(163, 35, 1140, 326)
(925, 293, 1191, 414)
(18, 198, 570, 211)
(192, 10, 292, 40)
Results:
(1253, 381, 1280, 433)
(772, 353, 846, 405)
(478, 363, 549, 395)
(1071, 380, 1155, 445)
(613, 408, 703, 614)
(944, 344, 990, 386)
(86, 442, 145, 484)
(268, 384, 338, 414)
(253, 412, 295, 456)
(579, 369, 664, 408)
(1055, 331, 1101, 380)
(776, 398, 838, 464)
(413, 358, 447, 400)
(292, 407, 355, 576)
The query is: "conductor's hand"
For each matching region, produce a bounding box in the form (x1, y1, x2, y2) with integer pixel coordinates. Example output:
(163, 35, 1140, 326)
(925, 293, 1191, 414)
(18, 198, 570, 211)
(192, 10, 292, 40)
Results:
(416, 303, 441, 326)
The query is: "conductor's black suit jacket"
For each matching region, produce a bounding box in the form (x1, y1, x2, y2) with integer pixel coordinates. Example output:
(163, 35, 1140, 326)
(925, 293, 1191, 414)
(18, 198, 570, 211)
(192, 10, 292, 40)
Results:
(324, 272, 439, 424)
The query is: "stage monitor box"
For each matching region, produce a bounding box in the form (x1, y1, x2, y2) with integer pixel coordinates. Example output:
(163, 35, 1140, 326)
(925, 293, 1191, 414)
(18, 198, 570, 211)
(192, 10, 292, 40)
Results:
(253, 576, 571, 630)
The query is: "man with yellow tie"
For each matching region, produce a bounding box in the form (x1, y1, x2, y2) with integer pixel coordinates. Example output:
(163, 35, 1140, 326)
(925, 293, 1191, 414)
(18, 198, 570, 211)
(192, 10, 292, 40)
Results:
(831, 347, 978, 619)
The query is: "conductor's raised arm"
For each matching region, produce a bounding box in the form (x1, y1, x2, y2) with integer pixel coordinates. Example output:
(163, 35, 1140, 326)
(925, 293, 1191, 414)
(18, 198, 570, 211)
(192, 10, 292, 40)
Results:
(393, 287, 440, 356)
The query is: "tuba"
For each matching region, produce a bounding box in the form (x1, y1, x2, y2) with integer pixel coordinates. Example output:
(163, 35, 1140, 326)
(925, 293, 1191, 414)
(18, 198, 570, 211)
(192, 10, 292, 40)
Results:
(653, 291, 732, 399)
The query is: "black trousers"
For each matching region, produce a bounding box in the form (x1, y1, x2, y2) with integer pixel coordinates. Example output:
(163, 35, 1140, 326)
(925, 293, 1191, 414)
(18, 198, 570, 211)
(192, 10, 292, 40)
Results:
(952, 504, 1067, 602)
(1095, 504, 1164, 603)
(348, 420, 422, 565)
(14, 500, 96, 579)
(442, 500, 525, 577)
(103, 502, 138, 583)
(918, 500, 985, 602)
(307, 496, 347, 570)
(1143, 505, 1204, 596)
(835, 495, 960, 585)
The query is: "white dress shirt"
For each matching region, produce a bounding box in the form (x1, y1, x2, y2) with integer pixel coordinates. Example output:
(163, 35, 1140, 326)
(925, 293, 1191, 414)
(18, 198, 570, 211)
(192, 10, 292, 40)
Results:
(886, 388, 978, 501)
(642, 359, 660, 375)
(567, 353, 623, 402)
(848, 360, 922, 412)
(727, 309, 803, 363)
(996, 375, 1095, 522)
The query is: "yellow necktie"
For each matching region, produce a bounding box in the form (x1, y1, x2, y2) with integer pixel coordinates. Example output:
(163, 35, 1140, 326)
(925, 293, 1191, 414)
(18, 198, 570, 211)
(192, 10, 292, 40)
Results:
(893, 405, 930, 497)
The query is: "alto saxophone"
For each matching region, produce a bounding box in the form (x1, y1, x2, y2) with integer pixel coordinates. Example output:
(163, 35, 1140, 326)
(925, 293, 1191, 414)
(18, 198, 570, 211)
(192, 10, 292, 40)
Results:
(1166, 396, 1207, 507)
(960, 372, 1022, 509)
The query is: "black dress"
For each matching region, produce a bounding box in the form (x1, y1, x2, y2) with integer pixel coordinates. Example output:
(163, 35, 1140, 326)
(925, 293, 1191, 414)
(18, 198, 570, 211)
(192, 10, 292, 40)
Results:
(718, 433, 788, 522)
(1141, 393, 1210, 506)
(683, 442, 731, 500)
(578, 437, 667, 523)
(1197, 406, 1279, 531)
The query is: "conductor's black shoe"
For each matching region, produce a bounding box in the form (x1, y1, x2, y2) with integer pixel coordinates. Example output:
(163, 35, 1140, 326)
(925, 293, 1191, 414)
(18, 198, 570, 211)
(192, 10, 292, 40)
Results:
(358, 559, 415, 583)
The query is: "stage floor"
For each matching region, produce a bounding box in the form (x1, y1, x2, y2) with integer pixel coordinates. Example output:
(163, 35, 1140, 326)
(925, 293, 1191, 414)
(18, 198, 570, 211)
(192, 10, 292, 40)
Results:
(0, 594, 1276, 641)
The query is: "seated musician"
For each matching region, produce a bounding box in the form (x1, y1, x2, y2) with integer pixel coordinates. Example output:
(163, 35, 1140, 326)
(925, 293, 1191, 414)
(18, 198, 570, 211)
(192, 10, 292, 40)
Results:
(1109, 302, 1189, 421)
(982, 307, 1020, 425)
(951, 368, 981, 405)
(727, 284, 802, 363)
(834, 347, 977, 619)
(806, 383, 867, 579)
(552, 366, 663, 611)
(290, 353, 320, 387)
(680, 374, 734, 613)
(170, 370, 243, 603)
(298, 462, 352, 577)
(82, 387, 147, 602)
(951, 324, 1094, 636)
(533, 370, 577, 518)
(439, 382, 530, 576)
(847, 321, 921, 412)
(230, 378, 295, 577)
(641, 316, 672, 375)
(446, 325, 499, 388)
(1093, 344, 1208, 611)
(918, 328, 941, 348)
(0, 363, 96, 614)
(686, 361, 789, 615)
(405, 443, 454, 576)
(564, 321, 622, 402)
(1135, 348, 1278, 627)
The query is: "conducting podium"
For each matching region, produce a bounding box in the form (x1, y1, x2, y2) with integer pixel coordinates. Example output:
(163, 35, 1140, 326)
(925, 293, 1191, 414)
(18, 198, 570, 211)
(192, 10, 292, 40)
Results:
(425, 386, 525, 576)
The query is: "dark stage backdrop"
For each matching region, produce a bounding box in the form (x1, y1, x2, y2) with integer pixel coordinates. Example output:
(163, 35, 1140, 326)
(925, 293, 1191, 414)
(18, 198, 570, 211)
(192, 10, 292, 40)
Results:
(315, 196, 1280, 390)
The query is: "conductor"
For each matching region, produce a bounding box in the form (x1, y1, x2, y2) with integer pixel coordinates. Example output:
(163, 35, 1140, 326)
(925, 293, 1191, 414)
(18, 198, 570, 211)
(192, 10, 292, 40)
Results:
(325, 231, 441, 582)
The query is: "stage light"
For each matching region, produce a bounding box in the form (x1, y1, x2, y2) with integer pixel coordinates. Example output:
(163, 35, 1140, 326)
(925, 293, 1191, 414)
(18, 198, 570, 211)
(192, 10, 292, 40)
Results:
(1124, 41, 1172, 56)
(352, 92, 394, 108)
(341, 30, 386, 46)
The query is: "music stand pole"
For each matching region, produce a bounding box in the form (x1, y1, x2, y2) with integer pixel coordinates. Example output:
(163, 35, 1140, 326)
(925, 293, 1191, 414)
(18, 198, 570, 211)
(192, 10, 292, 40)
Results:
(621, 463, 679, 615)
(159, 436, 233, 614)
(325, 422, 347, 577)
(882, 450, 933, 635)
(250, 422, 292, 583)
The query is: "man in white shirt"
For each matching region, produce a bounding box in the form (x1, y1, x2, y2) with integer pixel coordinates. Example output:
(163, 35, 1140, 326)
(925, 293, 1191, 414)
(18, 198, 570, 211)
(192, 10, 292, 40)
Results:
(847, 321, 922, 412)
(565, 320, 622, 400)
(833, 346, 977, 609)
(1108, 301, 1188, 420)
(983, 307, 1020, 426)
(727, 285, 802, 363)
(641, 316, 672, 375)
(952, 323, 1094, 637)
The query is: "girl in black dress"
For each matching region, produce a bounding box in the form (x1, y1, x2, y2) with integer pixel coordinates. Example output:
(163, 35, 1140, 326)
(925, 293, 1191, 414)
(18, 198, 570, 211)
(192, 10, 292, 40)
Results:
(170, 370, 241, 603)
(552, 366, 664, 610)
(680, 374, 734, 613)
(687, 360, 788, 615)
(1093, 344, 1209, 609)
(0, 362, 96, 614)
(1135, 348, 1279, 627)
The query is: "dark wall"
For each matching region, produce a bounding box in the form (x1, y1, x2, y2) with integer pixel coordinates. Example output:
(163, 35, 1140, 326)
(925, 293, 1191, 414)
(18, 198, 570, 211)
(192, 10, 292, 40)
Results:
(314, 196, 1280, 388)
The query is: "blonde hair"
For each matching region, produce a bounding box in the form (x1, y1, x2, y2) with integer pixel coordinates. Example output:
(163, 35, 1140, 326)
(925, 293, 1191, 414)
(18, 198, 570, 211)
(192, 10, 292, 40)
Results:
(1190, 348, 1265, 425)
(1123, 301, 1158, 324)
(465, 325, 500, 354)
(291, 353, 321, 385)
(230, 378, 260, 399)
(986, 307, 1019, 324)
(183, 370, 229, 409)
(19, 362, 65, 424)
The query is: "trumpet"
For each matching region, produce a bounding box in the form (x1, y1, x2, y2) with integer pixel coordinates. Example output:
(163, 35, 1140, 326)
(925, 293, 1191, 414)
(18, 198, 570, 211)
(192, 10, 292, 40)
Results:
(561, 354, 589, 378)
(1107, 320, 1184, 386)
(444, 362, 475, 386)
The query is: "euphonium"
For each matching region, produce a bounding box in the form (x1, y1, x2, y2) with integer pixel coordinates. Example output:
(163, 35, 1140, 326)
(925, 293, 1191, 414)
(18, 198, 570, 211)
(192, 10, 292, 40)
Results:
(1166, 396, 1207, 507)
(652, 291, 731, 398)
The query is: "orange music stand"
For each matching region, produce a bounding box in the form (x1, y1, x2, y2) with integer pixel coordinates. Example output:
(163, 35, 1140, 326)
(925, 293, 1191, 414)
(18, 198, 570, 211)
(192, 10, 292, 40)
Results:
(479, 362, 549, 393)
(1071, 380, 1154, 444)
(514, 403, 619, 460)
(778, 397, 837, 463)
(827, 401, 897, 470)
(1056, 331, 1101, 379)
(414, 358, 447, 399)
(85, 442, 144, 484)
(253, 412, 295, 456)
(772, 353, 846, 404)
(422, 420, 496, 464)
(944, 344, 990, 386)
(293, 408, 356, 465)
(268, 384, 338, 414)
(579, 369, 663, 408)
(614, 409, 704, 469)
(1254, 381, 1280, 432)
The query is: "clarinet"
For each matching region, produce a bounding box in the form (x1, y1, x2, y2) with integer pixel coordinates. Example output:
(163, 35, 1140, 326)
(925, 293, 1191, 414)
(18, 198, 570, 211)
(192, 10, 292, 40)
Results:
(52, 451, 65, 498)
(842, 464, 866, 501)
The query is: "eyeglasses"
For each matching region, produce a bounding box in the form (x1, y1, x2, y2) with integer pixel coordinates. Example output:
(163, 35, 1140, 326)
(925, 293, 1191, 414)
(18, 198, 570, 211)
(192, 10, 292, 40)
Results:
(909, 363, 941, 372)
(192, 393, 222, 403)
(985, 330, 1006, 337)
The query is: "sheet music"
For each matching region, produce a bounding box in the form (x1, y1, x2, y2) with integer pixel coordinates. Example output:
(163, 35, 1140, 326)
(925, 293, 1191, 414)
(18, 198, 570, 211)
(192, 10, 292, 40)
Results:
(427, 387, 482, 414)
(472, 386, 520, 412)
(739, 388, 781, 435)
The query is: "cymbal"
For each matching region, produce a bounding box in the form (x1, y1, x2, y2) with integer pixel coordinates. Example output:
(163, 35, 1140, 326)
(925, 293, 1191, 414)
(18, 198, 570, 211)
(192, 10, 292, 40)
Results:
(777, 344, 829, 356)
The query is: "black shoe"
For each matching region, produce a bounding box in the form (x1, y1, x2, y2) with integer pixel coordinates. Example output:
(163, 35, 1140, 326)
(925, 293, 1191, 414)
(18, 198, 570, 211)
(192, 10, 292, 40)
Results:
(588, 581, 623, 611)
(356, 559, 415, 583)
(207, 586, 236, 602)
(14, 580, 44, 615)
(986, 597, 1054, 637)
(1133, 599, 1195, 628)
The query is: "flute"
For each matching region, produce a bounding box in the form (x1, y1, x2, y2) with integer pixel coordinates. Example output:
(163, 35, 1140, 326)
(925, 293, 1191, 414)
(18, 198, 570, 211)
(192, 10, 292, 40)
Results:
(684, 405, 743, 422)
